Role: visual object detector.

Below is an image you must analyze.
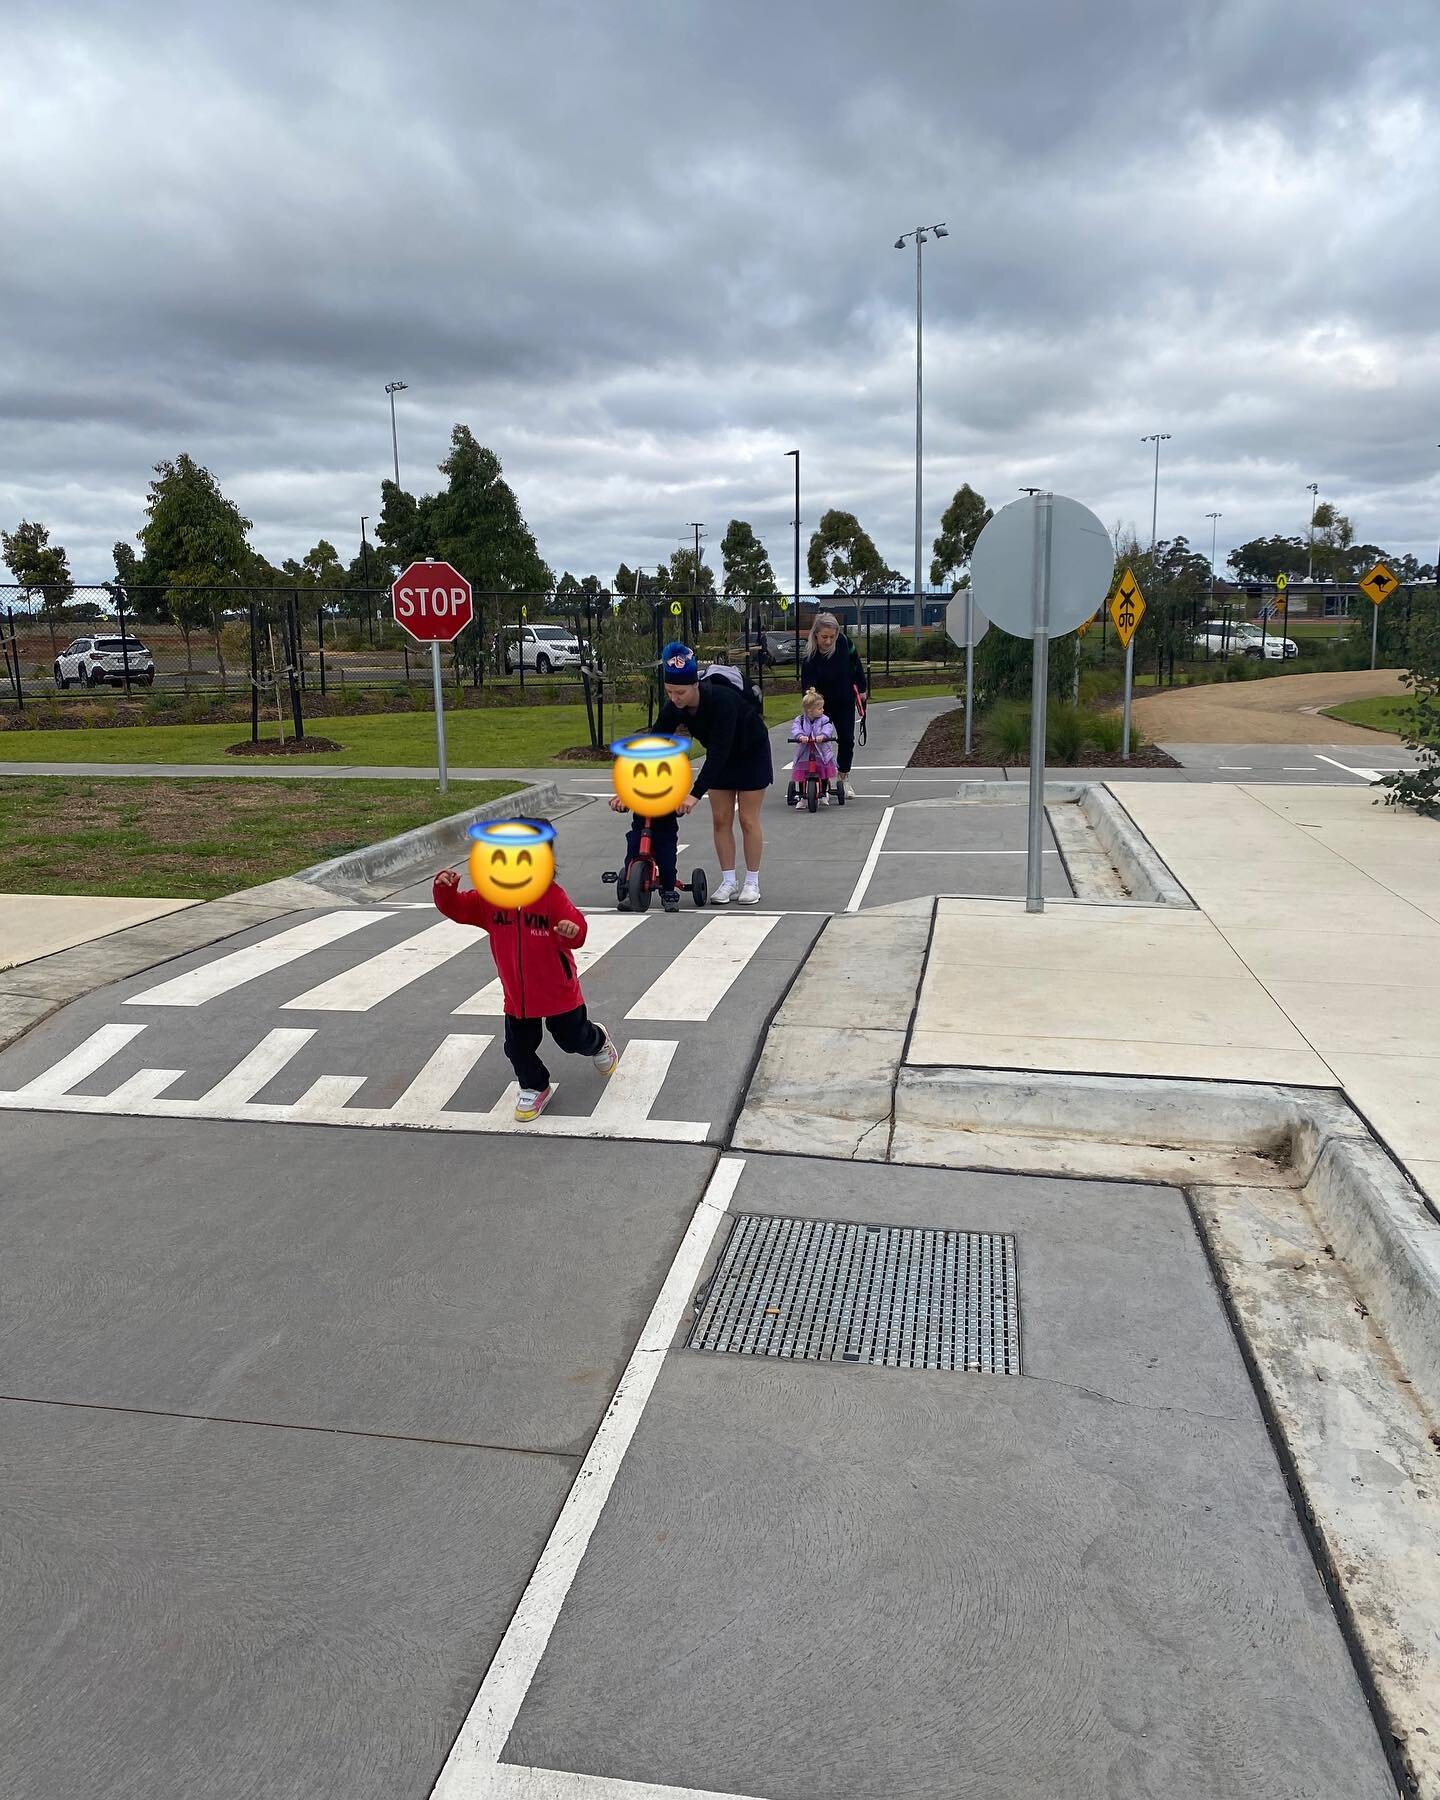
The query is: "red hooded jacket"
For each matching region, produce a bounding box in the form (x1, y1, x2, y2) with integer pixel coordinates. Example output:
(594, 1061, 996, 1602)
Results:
(433, 875, 589, 1018)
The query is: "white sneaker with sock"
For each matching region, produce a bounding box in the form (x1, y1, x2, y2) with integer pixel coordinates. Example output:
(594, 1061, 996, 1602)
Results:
(710, 874, 738, 905)
(737, 876, 761, 905)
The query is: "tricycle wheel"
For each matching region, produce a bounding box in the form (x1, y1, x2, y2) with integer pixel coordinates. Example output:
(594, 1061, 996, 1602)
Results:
(785, 780, 797, 806)
(805, 776, 818, 813)
(626, 862, 651, 911)
(690, 868, 708, 908)
(835, 780, 846, 805)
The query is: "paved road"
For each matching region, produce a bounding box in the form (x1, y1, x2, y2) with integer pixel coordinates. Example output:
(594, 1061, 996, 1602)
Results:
(0, 696, 1395, 1799)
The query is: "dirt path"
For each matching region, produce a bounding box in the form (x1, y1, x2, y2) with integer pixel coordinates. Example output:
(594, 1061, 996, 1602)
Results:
(1132, 669, 1406, 744)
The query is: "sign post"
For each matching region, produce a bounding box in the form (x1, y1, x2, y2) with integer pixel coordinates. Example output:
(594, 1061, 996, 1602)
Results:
(391, 560, 475, 795)
(945, 591, 990, 756)
(971, 493, 1115, 913)
(1358, 560, 1397, 670)
(1108, 569, 1146, 760)
(1277, 571, 1290, 648)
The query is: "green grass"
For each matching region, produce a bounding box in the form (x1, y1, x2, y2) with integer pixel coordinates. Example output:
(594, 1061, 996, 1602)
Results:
(0, 777, 521, 900)
(1324, 696, 1413, 735)
(0, 687, 953, 769)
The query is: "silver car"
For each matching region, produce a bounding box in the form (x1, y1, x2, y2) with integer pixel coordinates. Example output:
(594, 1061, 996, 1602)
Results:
(54, 636, 156, 688)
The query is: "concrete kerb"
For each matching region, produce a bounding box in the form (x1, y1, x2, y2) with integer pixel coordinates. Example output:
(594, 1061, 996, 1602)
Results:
(0, 780, 559, 1056)
(935, 778, 1192, 906)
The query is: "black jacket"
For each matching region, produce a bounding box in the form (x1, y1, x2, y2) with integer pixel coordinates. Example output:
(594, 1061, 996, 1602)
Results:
(800, 634, 867, 722)
(656, 676, 769, 798)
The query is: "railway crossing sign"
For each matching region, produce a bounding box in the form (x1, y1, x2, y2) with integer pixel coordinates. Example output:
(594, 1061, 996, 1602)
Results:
(1108, 568, 1146, 648)
(1359, 561, 1398, 607)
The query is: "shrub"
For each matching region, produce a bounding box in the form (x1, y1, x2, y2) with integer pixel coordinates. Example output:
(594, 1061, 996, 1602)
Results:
(980, 701, 1031, 761)
(1047, 701, 1085, 763)
(1086, 711, 1125, 755)
(917, 630, 951, 662)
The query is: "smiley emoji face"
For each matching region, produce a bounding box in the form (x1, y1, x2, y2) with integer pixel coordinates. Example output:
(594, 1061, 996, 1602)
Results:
(466, 818, 556, 910)
(610, 733, 693, 816)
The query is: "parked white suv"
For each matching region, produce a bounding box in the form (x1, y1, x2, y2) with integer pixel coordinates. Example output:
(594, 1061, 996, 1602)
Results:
(1193, 620, 1297, 661)
(505, 625, 584, 673)
(54, 636, 156, 688)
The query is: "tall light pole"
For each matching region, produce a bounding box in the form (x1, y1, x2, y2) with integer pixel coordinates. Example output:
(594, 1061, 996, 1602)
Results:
(1141, 433, 1170, 547)
(1205, 511, 1221, 603)
(1305, 482, 1320, 580)
(385, 380, 408, 488)
(360, 514, 374, 646)
(688, 521, 704, 642)
(785, 449, 800, 678)
(895, 223, 948, 636)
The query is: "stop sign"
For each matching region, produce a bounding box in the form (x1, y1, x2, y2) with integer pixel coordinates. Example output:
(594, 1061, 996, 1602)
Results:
(391, 560, 474, 643)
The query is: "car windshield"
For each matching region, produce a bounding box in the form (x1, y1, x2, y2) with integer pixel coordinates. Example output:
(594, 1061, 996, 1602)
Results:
(531, 626, 572, 640)
(95, 638, 146, 651)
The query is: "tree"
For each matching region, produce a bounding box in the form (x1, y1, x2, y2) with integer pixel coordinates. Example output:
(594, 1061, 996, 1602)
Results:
(111, 541, 144, 614)
(1226, 535, 1307, 583)
(1310, 501, 1356, 581)
(807, 509, 890, 593)
(930, 484, 992, 589)
(137, 454, 252, 681)
(720, 519, 779, 601)
(2, 520, 74, 655)
(1377, 586, 1440, 812)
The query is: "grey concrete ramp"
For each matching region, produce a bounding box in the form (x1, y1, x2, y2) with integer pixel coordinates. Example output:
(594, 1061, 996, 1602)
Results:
(501, 1155, 1393, 1799)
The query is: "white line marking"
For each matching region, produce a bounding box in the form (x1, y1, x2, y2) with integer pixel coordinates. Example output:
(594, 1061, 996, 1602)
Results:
(588, 1037, 680, 1122)
(196, 1028, 314, 1104)
(455, 915, 648, 1016)
(392, 1033, 493, 1115)
(126, 911, 382, 1007)
(107, 1067, 184, 1104)
(844, 805, 895, 912)
(291, 1073, 367, 1115)
(460, 1764, 770, 1798)
(1217, 766, 1252, 771)
(430, 1158, 746, 1796)
(1315, 754, 1381, 781)
(1282, 766, 1319, 772)
(625, 914, 780, 1021)
(877, 848, 1059, 856)
(13, 1022, 146, 1096)
(284, 920, 477, 1012)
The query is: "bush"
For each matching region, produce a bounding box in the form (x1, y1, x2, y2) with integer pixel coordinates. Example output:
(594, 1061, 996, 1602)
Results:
(1047, 701, 1085, 763)
(981, 701, 1031, 761)
(917, 630, 951, 662)
(1086, 711, 1125, 755)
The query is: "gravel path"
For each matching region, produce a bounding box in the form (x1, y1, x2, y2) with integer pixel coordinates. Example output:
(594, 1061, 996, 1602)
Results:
(1132, 668, 1407, 744)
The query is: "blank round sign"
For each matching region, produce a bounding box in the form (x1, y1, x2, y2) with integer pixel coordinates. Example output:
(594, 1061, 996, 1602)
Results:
(945, 593, 989, 650)
(970, 495, 1116, 640)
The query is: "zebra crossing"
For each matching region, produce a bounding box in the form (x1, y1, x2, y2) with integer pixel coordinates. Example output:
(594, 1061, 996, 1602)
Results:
(0, 904, 815, 1143)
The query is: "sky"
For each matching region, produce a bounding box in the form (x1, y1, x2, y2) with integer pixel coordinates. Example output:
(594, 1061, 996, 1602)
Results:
(3, 0, 1439, 590)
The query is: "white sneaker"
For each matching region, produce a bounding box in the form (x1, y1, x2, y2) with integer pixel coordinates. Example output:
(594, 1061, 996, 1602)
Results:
(737, 879, 761, 906)
(514, 1084, 554, 1123)
(710, 877, 738, 906)
(592, 1026, 620, 1078)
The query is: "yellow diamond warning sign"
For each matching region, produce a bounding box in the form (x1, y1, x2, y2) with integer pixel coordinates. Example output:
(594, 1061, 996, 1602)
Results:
(1358, 561, 1398, 607)
(1108, 568, 1146, 648)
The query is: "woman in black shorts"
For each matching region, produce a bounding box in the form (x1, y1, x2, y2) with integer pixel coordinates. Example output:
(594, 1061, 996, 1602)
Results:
(654, 641, 773, 905)
(800, 611, 868, 787)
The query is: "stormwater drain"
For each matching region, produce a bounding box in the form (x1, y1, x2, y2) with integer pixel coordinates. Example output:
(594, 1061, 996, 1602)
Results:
(689, 1215, 1021, 1374)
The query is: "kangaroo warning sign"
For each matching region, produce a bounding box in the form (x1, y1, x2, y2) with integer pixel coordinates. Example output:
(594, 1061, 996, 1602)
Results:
(1108, 568, 1146, 648)
(391, 561, 474, 643)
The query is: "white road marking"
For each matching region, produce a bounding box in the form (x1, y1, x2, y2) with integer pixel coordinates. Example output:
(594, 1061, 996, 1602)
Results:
(844, 805, 895, 912)
(877, 848, 1058, 856)
(196, 1028, 314, 1104)
(1315, 754, 1381, 781)
(391, 1033, 494, 1115)
(454, 914, 648, 1015)
(430, 1157, 747, 1797)
(1217, 766, 1252, 772)
(1282, 766, 1320, 772)
(0, 1026, 707, 1142)
(625, 914, 780, 1021)
(125, 910, 382, 1007)
(284, 920, 478, 1012)
(459, 1766, 768, 1798)
(13, 1021, 145, 1096)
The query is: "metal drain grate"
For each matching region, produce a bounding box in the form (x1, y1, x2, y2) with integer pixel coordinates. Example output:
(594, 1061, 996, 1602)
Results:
(688, 1215, 1020, 1374)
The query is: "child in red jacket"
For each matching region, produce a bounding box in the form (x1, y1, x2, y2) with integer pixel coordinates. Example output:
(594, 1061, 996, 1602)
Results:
(434, 866, 619, 1122)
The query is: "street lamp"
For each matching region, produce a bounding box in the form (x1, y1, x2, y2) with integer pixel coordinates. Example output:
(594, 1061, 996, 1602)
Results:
(1141, 433, 1171, 547)
(1205, 510, 1222, 618)
(687, 522, 704, 642)
(895, 222, 948, 636)
(360, 514, 374, 646)
(784, 449, 800, 677)
(385, 381, 408, 488)
(1305, 482, 1320, 581)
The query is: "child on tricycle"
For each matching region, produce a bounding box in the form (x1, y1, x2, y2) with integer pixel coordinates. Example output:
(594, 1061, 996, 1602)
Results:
(787, 687, 843, 811)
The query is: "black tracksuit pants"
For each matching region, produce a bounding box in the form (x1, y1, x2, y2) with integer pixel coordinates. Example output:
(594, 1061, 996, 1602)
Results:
(504, 1004, 604, 1091)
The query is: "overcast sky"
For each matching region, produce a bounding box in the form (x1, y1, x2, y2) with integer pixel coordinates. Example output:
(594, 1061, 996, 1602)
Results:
(4, 0, 1438, 589)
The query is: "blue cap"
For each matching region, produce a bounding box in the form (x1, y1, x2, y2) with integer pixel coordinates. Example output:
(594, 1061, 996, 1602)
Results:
(660, 642, 698, 682)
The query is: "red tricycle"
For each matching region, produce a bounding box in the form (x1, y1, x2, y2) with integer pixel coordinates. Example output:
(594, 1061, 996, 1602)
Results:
(602, 815, 709, 912)
(786, 737, 845, 813)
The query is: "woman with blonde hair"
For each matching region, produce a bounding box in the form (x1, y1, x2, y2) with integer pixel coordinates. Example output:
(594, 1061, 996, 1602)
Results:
(800, 611, 868, 790)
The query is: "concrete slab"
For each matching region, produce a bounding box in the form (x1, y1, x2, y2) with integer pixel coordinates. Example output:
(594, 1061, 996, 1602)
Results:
(0, 893, 197, 969)
(1267, 978, 1440, 1057)
(0, 1399, 573, 1800)
(905, 1027, 1334, 1084)
(1324, 1052, 1440, 1164)
(0, 1115, 713, 1456)
(503, 1156, 1392, 1800)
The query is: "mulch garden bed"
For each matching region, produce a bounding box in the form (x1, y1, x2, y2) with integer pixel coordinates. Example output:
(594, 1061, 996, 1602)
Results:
(909, 708, 1181, 769)
(226, 737, 344, 756)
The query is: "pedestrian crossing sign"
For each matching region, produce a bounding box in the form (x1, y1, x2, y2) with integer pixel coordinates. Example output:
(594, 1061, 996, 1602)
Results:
(1359, 561, 1397, 606)
(1108, 569, 1145, 648)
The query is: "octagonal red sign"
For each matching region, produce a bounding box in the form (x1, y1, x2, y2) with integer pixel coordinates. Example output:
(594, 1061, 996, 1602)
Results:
(391, 560, 474, 643)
